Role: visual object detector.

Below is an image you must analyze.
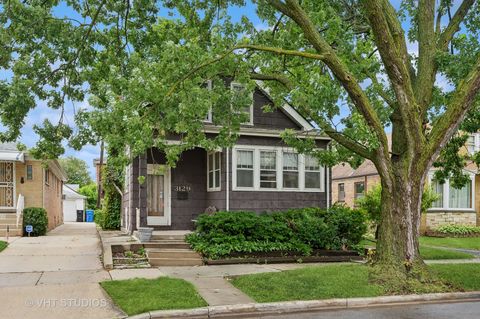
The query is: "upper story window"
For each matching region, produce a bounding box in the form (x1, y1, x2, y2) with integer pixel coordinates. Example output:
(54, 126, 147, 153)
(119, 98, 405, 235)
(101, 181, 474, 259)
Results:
(230, 82, 253, 125)
(233, 146, 325, 192)
(338, 183, 345, 202)
(207, 151, 221, 191)
(466, 133, 479, 155)
(354, 182, 365, 200)
(429, 174, 474, 210)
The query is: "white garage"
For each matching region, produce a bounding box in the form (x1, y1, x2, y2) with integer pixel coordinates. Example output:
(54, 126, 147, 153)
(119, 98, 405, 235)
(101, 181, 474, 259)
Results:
(63, 184, 87, 222)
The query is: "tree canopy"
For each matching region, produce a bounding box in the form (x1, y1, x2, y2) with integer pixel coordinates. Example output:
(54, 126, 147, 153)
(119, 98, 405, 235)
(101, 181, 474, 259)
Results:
(58, 156, 92, 187)
(2, 0, 480, 281)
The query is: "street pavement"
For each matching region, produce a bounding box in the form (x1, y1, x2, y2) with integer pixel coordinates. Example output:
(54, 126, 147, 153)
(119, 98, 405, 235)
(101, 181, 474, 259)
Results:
(0, 222, 123, 319)
(257, 301, 480, 319)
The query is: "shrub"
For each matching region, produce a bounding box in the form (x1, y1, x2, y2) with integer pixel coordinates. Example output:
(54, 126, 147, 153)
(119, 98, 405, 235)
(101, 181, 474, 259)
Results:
(434, 224, 480, 236)
(186, 206, 367, 259)
(23, 207, 48, 236)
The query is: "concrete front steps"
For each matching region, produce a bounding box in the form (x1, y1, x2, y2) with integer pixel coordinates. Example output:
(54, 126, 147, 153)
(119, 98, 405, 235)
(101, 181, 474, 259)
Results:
(146, 231, 203, 266)
(0, 213, 22, 237)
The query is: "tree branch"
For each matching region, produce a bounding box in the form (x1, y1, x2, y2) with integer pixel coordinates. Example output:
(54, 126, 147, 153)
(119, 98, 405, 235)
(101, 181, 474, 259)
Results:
(249, 73, 294, 90)
(267, 0, 390, 162)
(237, 44, 325, 60)
(437, 0, 475, 51)
(424, 54, 480, 170)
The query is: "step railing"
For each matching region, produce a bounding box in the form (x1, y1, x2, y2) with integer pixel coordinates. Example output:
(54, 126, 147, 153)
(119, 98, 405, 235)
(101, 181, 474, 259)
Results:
(16, 194, 24, 227)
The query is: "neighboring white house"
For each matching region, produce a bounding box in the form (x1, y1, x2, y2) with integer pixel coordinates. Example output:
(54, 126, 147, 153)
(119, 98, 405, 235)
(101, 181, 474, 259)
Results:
(63, 184, 86, 222)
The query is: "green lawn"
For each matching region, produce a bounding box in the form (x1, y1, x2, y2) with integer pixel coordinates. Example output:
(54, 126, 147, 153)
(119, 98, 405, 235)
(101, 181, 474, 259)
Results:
(0, 241, 7, 252)
(231, 264, 480, 303)
(361, 239, 474, 260)
(420, 236, 480, 250)
(430, 264, 480, 291)
(100, 277, 207, 316)
(231, 264, 384, 302)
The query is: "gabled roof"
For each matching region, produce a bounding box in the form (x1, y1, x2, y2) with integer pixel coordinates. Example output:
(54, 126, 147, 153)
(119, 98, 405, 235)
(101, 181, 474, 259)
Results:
(63, 184, 87, 200)
(332, 160, 378, 180)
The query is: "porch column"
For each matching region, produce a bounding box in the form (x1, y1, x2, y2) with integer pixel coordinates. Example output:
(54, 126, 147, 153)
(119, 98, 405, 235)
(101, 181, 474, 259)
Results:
(138, 153, 148, 228)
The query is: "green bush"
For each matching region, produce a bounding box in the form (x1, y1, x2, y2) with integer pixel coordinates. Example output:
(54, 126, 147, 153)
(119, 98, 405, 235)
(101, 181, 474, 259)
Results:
(23, 207, 48, 236)
(186, 205, 367, 259)
(434, 224, 480, 236)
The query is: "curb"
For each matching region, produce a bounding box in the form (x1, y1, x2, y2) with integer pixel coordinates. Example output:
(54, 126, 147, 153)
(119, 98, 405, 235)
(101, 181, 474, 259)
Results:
(127, 291, 480, 318)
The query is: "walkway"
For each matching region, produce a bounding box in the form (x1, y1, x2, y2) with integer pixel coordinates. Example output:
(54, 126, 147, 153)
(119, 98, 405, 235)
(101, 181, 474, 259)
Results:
(0, 223, 123, 319)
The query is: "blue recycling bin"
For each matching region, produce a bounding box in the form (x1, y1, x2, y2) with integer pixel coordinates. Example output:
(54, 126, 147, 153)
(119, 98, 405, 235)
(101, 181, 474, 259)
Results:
(85, 209, 94, 222)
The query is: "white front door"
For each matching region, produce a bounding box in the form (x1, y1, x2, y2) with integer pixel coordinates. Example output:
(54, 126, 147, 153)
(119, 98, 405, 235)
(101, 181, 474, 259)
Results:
(146, 164, 171, 226)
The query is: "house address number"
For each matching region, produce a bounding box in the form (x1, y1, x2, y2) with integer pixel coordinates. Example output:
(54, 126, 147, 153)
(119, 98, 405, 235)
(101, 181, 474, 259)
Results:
(174, 185, 191, 192)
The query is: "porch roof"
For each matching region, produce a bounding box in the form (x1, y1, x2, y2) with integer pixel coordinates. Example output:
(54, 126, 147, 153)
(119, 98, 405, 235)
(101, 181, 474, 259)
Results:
(0, 150, 24, 162)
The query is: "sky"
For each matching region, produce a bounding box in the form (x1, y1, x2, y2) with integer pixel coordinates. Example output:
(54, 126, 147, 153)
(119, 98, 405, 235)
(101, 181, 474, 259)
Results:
(8, 1, 463, 179)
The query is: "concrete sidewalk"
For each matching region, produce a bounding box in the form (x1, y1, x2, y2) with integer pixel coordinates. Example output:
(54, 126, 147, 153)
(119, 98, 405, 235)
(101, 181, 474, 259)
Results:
(0, 222, 123, 319)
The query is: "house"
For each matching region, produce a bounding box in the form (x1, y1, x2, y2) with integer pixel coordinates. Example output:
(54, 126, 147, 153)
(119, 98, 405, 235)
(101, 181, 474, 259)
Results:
(332, 133, 480, 231)
(63, 184, 87, 222)
(0, 143, 67, 236)
(122, 83, 332, 232)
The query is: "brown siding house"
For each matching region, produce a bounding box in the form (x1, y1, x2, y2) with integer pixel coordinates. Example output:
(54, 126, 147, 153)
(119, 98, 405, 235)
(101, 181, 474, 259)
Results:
(122, 84, 332, 232)
(0, 143, 67, 236)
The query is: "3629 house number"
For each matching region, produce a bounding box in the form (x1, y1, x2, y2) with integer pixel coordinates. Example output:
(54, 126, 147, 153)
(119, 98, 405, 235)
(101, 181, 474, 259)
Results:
(174, 185, 191, 192)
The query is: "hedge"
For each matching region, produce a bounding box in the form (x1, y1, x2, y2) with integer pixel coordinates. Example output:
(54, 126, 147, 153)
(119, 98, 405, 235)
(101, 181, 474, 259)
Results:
(186, 204, 367, 259)
(23, 207, 48, 236)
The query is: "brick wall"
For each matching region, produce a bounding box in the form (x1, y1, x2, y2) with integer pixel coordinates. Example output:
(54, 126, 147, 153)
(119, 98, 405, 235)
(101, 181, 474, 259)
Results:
(332, 174, 381, 207)
(43, 168, 63, 230)
(425, 212, 477, 228)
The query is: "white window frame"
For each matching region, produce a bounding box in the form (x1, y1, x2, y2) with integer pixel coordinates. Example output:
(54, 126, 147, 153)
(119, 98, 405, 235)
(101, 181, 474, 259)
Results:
(259, 150, 278, 189)
(230, 82, 254, 126)
(304, 154, 324, 190)
(466, 133, 480, 155)
(427, 171, 476, 211)
(232, 145, 325, 192)
(207, 151, 221, 192)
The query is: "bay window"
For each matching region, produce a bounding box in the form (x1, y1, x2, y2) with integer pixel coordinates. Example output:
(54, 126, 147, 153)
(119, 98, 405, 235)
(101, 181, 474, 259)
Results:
(233, 146, 325, 192)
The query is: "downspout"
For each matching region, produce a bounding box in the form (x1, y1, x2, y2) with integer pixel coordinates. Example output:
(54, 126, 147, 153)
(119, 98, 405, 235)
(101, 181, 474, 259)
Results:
(226, 147, 230, 211)
(326, 141, 332, 209)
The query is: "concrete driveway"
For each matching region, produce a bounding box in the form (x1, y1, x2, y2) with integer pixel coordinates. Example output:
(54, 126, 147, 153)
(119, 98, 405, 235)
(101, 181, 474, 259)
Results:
(0, 222, 123, 319)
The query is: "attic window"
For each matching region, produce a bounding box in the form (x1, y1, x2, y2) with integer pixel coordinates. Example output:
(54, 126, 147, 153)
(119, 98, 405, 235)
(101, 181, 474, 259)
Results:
(230, 82, 253, 125)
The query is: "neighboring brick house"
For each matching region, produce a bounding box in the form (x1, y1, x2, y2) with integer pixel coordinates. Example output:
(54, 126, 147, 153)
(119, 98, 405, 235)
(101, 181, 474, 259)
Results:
(122, 82, 332, 232)
(332, 133, 480, 231)
(0, 143, 67, 236)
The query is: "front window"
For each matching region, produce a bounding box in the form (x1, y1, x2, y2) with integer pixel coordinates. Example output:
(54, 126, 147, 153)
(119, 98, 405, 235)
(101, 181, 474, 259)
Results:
(283, 152, 299, 188)
(449, 180, 472, 209)
(260, 151, 276, 189)
(354, 182, 365, 200)
(26, 165, 33, 180)
(236, 150, 254, 188)
(431, 180, 444, 208)
(338, 183, 345, 202)
(305, 155, 321, 189)
(466, 134, 476, 154)
(207, 152, 221, 191)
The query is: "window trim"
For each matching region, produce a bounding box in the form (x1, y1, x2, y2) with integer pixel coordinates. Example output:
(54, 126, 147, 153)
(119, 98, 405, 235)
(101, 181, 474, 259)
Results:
(207, 151, 221, 192)
(260, 150, 278, 189)
(466, 133, 480, 155)
(26, 165, 33, 180)
(338, 183, 345, 202)
(230, 82, 254, 126)
(427, 172, 476, 211)
(232, 145, 325, 192)
(45, 168, 50, 186)
(354, 181, 365, 200)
